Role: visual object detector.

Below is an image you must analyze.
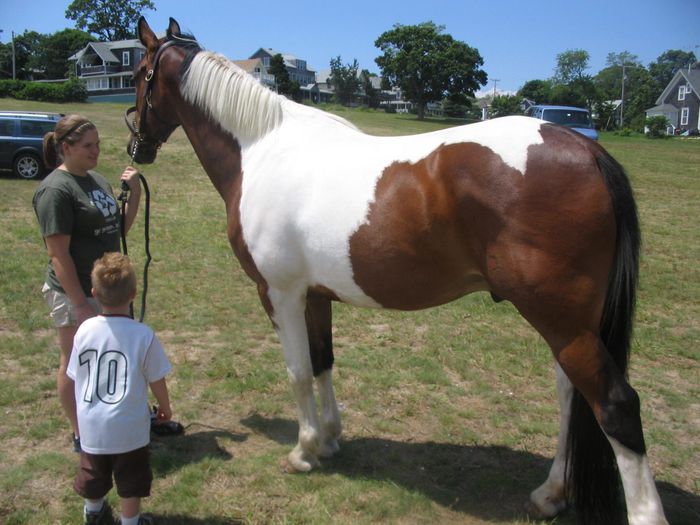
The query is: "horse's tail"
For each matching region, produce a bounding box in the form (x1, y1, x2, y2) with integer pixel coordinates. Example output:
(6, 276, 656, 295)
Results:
(566, 149, 640, 524)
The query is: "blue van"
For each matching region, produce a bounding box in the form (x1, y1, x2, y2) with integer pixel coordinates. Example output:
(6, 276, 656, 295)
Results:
(526, 105, 599, 141)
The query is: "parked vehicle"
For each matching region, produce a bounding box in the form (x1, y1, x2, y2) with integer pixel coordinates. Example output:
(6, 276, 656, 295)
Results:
(0, 111, 62, 179)
(525, 105, 599, 141)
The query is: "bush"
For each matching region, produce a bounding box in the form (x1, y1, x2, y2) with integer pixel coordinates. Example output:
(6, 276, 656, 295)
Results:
(0, 77, 87, 103)
(645, 115, 670, 139)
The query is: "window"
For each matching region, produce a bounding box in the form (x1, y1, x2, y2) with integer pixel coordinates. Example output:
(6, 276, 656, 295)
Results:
(678, 85, 686, 100)
(262, 56, 270, 66)
(122, 51, 130, 66)
(681, 107, 689, 126)
(686, 82, 692, 94)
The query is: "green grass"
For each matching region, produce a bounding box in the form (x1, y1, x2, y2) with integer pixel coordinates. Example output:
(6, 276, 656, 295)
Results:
(0, 98, 698, 524)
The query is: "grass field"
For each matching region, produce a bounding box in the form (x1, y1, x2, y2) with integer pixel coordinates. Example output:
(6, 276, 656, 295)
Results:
(0, 98, 698, 524)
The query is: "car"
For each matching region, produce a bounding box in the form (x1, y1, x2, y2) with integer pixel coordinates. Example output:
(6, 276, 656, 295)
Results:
(525, 104, 599, 141)
(0, 111, 63, 180)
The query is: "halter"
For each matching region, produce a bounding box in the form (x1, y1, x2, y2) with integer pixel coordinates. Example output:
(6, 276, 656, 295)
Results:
(125, 38, 183, 160)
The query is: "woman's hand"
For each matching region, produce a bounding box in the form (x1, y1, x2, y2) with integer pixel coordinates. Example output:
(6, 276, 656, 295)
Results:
(120, 165, 142, 194)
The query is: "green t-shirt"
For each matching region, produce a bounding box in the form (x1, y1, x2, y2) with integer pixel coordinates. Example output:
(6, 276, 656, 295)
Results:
(33, 169, 121, 295)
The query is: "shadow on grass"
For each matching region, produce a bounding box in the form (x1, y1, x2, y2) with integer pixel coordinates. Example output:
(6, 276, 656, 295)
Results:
(153, 515, 245, 524)
(242, 414, 700, 524)
(150, 424, 248, 476)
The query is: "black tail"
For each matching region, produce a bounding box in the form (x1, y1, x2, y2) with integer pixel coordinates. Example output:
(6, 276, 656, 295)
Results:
(566, 150, 641, 524)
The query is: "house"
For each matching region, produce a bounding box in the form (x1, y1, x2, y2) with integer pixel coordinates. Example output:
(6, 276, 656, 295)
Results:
(232, 58, 275, 89)
(69, 39, 145, 102)
(249, 48, 315, 86)
(646, 68, 700, 134)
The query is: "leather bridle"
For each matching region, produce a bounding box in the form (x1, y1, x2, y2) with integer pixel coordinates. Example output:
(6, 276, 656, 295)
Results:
(125, 39, 183, 161)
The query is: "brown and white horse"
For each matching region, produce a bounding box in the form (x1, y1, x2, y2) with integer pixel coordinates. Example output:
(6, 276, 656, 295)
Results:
(127, 17, 668, 524)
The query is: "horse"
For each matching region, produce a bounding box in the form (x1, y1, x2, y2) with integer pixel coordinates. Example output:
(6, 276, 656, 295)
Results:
(127, 17, 669, 525)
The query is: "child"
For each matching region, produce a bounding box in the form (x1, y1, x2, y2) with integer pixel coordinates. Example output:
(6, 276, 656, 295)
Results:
(67, 252, 173, 525)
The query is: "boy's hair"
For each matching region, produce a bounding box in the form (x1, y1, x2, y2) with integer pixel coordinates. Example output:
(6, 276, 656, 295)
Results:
(91, 252, 136, 307)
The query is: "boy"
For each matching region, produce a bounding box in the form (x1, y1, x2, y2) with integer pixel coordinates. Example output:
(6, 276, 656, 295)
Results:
(67, 252, 173, 525)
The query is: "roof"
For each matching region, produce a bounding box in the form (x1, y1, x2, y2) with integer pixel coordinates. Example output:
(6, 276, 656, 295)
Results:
(250, 48, 315, 72)
(645, 103, 680, 114)
(655, 68, 700, 105)
(232, 59, 265, 74)
(69, 39, 145, 62)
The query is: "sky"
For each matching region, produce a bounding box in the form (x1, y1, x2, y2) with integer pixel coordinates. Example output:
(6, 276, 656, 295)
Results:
(1, 0, 698, 95)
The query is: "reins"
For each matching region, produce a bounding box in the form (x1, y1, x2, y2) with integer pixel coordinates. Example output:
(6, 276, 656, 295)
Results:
(118, 175, 151, 322)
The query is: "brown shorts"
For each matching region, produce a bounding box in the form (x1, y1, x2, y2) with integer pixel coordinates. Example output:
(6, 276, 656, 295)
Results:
(74, 446, 152, 499)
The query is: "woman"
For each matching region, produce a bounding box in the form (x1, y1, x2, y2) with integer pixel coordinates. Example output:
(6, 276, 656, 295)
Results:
(33, 114, 141, 452)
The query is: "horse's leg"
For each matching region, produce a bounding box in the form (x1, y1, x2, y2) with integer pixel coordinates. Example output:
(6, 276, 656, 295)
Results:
(266, 286, 321, 472)
(305, 294, 341, 457)
(543, 329, 667, 525)
(527, 362, 571, 518)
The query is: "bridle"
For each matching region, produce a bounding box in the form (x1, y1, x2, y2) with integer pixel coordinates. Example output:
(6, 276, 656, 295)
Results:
(124, 38, 183, 160)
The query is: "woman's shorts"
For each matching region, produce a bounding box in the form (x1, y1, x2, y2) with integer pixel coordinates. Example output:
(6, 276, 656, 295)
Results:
(41, 283, 100, 328)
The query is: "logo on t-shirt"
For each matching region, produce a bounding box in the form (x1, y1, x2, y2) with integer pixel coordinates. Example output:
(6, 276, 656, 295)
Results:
(89, 190, 118, 218)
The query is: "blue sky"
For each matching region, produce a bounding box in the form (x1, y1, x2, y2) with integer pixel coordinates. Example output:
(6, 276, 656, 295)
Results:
(1, 0, 698, 94)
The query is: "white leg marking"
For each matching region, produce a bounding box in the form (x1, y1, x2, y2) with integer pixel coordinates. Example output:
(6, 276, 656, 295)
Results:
(269, 288, 321, 472)
(316, 369, 342, 458)
(608, 437, 669, 525)
(528, 362, 571, 518)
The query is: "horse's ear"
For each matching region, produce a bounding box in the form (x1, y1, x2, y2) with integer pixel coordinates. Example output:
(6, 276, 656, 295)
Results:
(137, 16, 158, 49)
(168, 18, 181, 37)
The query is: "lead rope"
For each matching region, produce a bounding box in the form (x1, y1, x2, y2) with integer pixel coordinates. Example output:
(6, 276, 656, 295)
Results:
(118, 174, 151, 322)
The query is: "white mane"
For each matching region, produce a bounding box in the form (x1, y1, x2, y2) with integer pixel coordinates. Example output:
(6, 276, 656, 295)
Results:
(181, 51, 284, 142)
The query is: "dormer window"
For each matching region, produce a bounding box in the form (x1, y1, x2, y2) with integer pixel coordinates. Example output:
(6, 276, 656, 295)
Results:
(122, 51, 130, 66)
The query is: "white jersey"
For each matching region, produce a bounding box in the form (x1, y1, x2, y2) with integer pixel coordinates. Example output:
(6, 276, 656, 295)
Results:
(67, 315, 172, 454)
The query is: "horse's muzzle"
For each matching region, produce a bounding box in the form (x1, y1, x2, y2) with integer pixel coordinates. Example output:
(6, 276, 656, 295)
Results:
(127, 136, 158, 164)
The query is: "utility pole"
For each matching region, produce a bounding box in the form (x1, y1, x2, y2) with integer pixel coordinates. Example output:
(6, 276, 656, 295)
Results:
(0, 29, 16, 80)
(492, 78, 500, 98)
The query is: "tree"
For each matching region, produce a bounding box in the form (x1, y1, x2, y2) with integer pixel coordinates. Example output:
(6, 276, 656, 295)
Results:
(553, 49, 591, 84)
(490, 94, 523, 118)
(32, 29, 96, 79)
(518, 79, 553, 103)
(268, 53, 300, 100)
(0, 31, 44, 80)
(65, 0, 156, 41)
(375, 22, 487, 119)
(329, 56, 361, 106)
(360, 69, 381, 109)
(648, 49, 698, 92)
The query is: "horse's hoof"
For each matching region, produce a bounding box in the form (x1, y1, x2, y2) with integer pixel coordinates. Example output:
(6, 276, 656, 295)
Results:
(282, 449, 320, 473)
(524, 498, 565, 520)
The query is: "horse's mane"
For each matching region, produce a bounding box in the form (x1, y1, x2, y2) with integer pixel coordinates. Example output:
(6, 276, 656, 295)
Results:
(181, 50, 285, 142)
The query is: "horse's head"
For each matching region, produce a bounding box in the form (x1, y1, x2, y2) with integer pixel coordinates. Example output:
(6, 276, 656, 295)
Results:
(126, 17, 196, 164)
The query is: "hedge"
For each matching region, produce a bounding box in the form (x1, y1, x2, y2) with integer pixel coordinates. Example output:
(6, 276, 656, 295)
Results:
(0, 77, 87, 103)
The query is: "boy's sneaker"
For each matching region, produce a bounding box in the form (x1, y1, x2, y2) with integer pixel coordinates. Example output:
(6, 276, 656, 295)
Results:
(73, 434, 82, 453)
(84, 501, 112, 524)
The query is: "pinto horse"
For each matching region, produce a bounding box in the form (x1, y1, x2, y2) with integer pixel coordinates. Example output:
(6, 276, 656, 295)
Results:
(127, 17, 668, 525)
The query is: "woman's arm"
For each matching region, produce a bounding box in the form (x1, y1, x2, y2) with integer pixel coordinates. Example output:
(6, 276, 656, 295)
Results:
(120, 166, 142, 234)
(44, 234, 96, 323)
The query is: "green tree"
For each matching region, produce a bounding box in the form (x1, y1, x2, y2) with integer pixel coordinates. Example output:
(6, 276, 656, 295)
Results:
(360, 69, 381, 108)
(65, 0, 156, 41)
(329, 56, 360, 106)
(375, 22, 487, 119)
(32, 29, 96, 79)
(490, 94, 523, 118)
(553, 49, 590, 84)
(518, 79, 553, 103)
(0, 31, 44, 80)
(648, 49, 698, 92)
(268, 54, 300, 100)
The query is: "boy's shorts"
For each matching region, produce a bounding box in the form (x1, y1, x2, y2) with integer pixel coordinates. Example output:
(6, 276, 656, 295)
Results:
(41, 283, 100, 328)
(74, 446, 152, 499)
